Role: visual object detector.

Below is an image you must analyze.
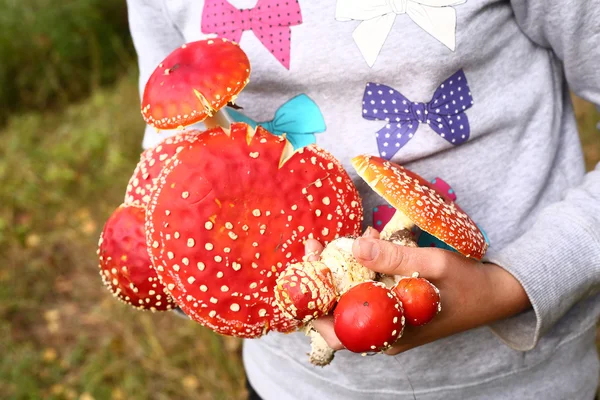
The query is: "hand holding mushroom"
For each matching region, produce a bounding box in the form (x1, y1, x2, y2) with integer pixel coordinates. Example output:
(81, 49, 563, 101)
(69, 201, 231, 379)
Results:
(275, 155, 529, 365)
(312, 229, 531, 356)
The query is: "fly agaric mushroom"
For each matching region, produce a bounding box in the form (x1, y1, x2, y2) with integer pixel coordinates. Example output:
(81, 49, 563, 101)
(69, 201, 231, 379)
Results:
(274, 261, 338, 322)
(392, 272, 441, 326)
(98, 203, 177, 311)
(351, 155, 488, 259)
(333, 281, 405, 354)
(145, 122, 363, 338)
(125, 130, 202, 206)
(141, 38, 250, 131)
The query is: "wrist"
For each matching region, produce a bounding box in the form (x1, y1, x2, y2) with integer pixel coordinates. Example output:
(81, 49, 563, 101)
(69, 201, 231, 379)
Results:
(483, 262, 531, 322)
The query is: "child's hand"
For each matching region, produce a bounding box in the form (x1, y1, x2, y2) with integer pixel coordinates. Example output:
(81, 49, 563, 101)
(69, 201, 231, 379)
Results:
(308, 231, 531, 355)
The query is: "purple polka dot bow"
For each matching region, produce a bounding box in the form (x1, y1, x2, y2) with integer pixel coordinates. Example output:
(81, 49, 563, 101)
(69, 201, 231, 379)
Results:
(362, 69, 473, 160)
(201, 0, 303, 69)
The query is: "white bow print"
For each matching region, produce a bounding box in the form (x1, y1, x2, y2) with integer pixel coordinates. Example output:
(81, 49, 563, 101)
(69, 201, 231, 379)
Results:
(336, 0, 466, 67)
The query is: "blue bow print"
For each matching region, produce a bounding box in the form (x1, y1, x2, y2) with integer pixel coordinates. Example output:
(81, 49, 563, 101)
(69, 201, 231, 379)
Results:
(227, 94, 326, 150)
(362, 69, 473, 160)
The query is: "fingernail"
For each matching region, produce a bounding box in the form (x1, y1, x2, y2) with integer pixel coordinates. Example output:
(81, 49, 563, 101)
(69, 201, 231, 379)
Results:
(362, 227, 372, 237)
(357, 238, 378, 261)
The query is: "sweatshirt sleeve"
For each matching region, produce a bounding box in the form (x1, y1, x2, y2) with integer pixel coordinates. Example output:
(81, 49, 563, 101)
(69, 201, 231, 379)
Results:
(484, 0, 600, 350)
(125, 0, 186, 149)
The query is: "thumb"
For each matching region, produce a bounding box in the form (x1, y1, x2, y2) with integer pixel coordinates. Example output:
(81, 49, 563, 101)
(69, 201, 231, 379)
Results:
(304, 238, 324, 262)
(352, 237, 445, 277)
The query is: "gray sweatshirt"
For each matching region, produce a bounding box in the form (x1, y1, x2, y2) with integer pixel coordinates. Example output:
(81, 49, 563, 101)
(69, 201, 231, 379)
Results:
(126, 0, 600, 398)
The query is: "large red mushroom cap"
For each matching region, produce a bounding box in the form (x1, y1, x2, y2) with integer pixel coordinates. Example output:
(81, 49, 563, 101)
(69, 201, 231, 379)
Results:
(352, 155, 488, 260)
(125, 130, 202, 206)
(333, 281, 405, 353)
(141, 39, 251, 130)
(274, 261, 338, 322)
(145, 122, 363, 338)
(98, 203, 177, 311)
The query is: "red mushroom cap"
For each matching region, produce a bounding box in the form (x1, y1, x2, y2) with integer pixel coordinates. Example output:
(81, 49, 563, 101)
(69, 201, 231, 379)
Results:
(352, 155, 488, 260)
(333, 281, 405, 353)
(145, 122, 363, 338)
(274, 261, 338, 322)
(98, 203, 177, 311)
(141, 39, 251, 130)
(125, 130, 202, 206)
(392, 274, 441, 326)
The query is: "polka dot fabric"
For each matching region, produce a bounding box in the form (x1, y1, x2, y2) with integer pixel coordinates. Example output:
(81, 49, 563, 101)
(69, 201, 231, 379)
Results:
(201, 0, 303, 69)
(362, 69, 474, 160)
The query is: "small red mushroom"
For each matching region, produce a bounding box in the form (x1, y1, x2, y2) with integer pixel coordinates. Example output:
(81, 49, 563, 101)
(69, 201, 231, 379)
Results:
(274, 261, 338, 322)
(97, 203, 177, 311)
(392, 272, 441, 326)
(145, 122, 363, 338)
(333, 281, 405, 354)
(125, 130, 202, 206)
(141, 39, 251, 130)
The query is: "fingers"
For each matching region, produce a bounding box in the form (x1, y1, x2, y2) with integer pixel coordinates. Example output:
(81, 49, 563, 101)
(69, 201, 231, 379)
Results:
(351, 237, 451, 278)
(303, 227, 379, 262)
(312, 316, 345, 350)
(362, 226, 380, 239)
(304, 238, 324, 261)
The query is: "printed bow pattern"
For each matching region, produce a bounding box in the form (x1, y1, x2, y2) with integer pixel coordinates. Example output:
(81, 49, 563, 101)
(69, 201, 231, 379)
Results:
(227, 94, 326, 150)
(363, 69, 473, 160)
(336, 0, 466, 67)
(202, 0, 303, 69)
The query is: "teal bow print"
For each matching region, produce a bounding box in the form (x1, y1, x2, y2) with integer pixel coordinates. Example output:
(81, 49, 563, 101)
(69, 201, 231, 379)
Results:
(227, 94, 326, 150)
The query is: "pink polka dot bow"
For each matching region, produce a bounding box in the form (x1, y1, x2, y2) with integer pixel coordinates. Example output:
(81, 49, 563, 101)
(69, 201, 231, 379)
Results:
(202, 0, 303, 69)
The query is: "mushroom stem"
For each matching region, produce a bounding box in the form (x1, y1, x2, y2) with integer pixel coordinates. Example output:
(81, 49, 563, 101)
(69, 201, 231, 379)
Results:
(380, 210, 415, 241)
(204, 109, 233, 129)
(303, 324, 336, 366)
(378, 211, 419, 287)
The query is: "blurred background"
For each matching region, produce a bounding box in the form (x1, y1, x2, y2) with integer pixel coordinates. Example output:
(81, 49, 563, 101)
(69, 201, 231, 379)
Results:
(0, 1, 598, 399)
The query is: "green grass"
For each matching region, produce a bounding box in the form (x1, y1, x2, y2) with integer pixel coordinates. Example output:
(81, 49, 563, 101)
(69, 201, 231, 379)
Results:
(0, 75, 598, 399)
(0, 71, 247, 400)
(0, 0, 134, 124)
